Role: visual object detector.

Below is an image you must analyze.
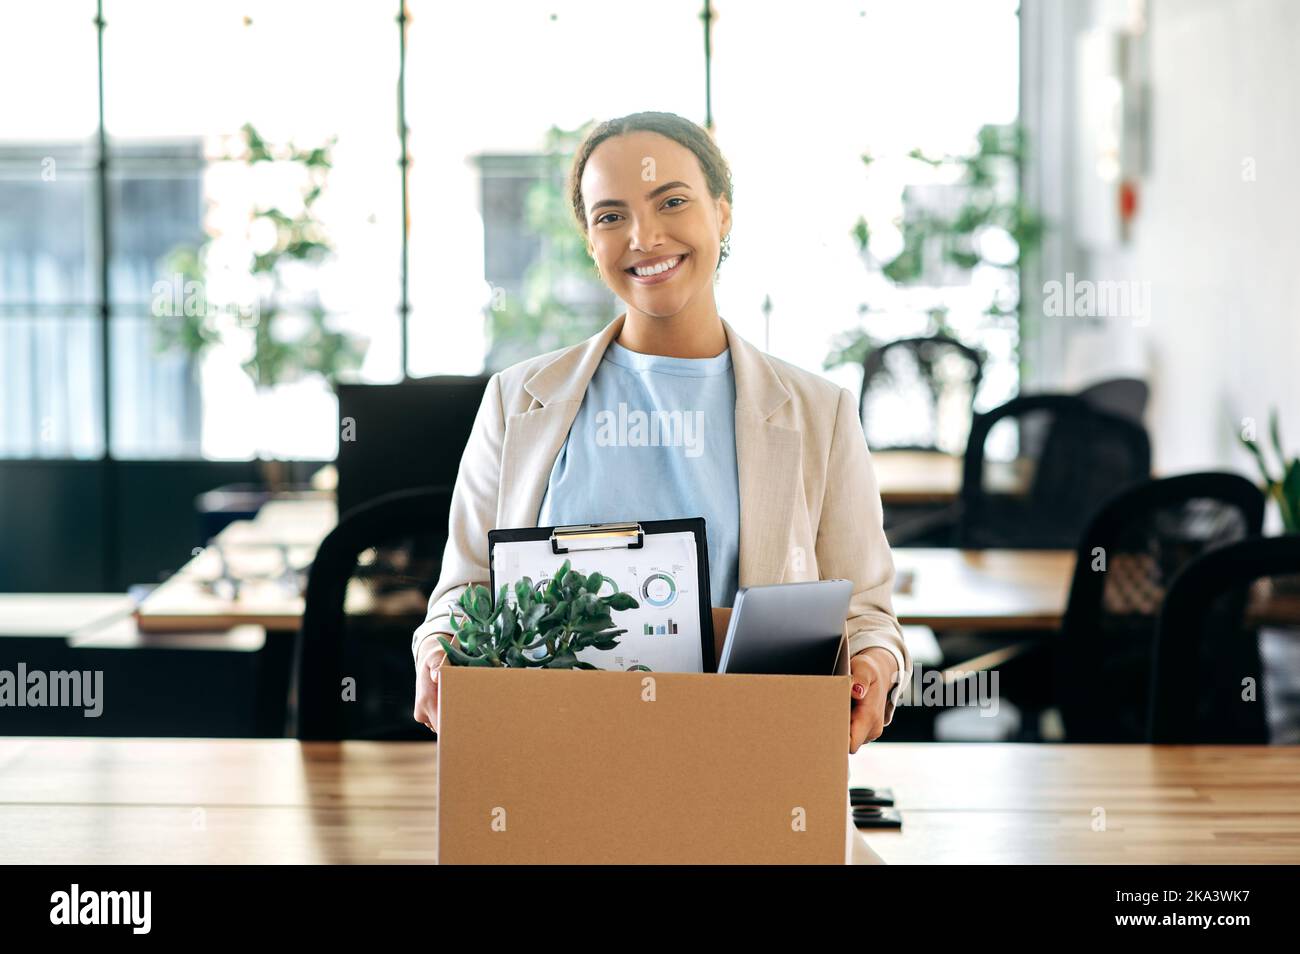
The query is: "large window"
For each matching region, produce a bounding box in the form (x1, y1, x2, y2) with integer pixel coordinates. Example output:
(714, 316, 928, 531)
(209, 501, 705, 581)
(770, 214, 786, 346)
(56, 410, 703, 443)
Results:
(0, 0, 100, 458)
(0, 1, 1021, 461)
(2, 1, 403, 461)
(709, 0, 1023, 418)
(402, 0, 706, 378)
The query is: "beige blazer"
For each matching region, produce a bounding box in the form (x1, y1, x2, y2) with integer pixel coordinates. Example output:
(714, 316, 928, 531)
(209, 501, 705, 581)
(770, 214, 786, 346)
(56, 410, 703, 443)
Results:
(413, 313, 912, 724)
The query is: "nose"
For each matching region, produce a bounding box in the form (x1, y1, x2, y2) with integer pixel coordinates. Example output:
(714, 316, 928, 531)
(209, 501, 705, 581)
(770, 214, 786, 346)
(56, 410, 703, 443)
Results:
(627, 212, 664, 252)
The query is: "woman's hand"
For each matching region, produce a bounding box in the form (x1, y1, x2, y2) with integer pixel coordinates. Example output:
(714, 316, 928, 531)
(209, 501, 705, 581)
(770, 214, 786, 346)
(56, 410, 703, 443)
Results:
(413, 642, 448, 734)
(849, 647, 899, 753)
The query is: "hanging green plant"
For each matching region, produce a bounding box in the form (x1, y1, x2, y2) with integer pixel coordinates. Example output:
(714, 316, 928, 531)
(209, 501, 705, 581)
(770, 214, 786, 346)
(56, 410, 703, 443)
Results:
(439, 558, 648, 670)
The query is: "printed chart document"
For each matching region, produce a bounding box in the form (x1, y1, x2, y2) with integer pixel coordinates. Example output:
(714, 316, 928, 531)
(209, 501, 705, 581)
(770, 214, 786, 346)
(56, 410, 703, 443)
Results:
(492, 530, 704, 672)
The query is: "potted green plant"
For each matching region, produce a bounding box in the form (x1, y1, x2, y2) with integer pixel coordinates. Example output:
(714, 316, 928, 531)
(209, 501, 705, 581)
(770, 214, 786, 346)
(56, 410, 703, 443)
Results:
(830, 124, 1044, 377)
(1238, 408, 1300, 533)
(152, 122, 366, 488)
(439, 559, 648, 670)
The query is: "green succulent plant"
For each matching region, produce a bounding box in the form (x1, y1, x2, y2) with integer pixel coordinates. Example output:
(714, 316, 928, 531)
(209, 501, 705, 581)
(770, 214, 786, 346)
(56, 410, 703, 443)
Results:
(439, 558, 647, 670)
(1238, 408, 1300, 533)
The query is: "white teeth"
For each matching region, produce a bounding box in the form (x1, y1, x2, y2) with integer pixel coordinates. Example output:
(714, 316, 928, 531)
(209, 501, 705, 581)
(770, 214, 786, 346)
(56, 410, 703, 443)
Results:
(633, 255, 681, 277)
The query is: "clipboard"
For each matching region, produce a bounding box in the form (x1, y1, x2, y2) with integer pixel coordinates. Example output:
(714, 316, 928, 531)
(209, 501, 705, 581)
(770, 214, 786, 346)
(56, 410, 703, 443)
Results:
(488, 518, 715, 673)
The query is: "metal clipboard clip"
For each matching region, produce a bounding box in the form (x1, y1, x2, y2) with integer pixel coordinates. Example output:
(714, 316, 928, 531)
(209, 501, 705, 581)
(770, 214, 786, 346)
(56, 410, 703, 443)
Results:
(550, 522, 645, 554)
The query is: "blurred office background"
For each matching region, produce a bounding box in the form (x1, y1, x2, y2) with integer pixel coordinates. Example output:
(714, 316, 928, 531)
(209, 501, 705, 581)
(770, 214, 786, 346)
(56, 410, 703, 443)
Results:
(1, 0, 1297, 744)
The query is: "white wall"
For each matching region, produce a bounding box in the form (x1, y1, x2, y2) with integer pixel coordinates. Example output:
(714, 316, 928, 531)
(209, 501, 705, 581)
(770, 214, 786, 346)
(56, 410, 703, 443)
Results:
(1027, 0, 1300, 497)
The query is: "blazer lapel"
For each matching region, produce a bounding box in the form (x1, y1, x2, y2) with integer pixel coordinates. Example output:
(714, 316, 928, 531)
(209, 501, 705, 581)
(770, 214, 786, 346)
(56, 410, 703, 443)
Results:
(721, 318, 801, 587)
(497, 314, 627, 528)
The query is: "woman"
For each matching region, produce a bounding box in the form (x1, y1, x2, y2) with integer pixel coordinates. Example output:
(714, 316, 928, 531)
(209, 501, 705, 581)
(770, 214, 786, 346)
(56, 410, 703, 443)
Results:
(413, 111, 911, 753)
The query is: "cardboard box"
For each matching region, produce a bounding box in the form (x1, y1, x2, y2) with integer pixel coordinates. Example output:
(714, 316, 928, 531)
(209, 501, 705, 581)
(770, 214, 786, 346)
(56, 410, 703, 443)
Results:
(437, 637, 852, 864)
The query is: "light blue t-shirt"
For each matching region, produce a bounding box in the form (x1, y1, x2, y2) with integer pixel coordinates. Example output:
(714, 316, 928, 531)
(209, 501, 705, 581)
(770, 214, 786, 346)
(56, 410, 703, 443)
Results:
(537, 338, 740, 608)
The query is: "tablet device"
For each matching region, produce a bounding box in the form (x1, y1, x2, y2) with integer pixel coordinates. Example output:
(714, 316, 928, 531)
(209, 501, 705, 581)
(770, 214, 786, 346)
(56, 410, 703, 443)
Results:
(717, 579, 853, 675)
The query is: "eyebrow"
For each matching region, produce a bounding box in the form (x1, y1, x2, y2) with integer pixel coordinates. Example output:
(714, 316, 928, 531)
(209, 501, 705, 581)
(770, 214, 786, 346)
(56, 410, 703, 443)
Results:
(589, 181, 693, 216)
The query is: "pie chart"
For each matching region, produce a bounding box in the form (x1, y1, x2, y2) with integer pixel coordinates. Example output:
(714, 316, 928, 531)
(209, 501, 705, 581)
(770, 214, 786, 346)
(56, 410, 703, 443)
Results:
(640, 571, 677, 607)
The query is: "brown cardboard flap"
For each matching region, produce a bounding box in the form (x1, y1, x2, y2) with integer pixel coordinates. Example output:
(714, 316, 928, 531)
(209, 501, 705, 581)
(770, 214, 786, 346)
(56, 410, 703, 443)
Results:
(833, 631, 850, 676)
(438, 667, 850, 864)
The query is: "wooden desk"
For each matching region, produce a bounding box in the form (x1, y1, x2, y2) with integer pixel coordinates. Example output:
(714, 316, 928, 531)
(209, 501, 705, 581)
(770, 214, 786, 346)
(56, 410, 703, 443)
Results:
(0, 594, 264, 652)
(873, 450, 965, 505)
(137, 494, 1076, 635)
(0, 594, 136, 638)
(1, 739, 1294, 864)
(137, 498, 337, 633)
(856, 743, 1300, 863)
(872, 450, 1028, 505)
(892, 548, 1075, 630)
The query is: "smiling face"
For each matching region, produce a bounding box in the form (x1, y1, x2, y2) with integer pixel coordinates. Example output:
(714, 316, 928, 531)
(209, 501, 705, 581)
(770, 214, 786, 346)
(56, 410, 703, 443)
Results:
(580, 130, 731, 320)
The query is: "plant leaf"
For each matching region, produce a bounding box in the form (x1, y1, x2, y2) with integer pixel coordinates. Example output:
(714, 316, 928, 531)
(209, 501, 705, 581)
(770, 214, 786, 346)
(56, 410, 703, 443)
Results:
(437, 637, 480, 667)
(1269, 408, 1286, 464)
(605, 592, 639, 611)
(1280, 458, 1300, 533)
(570, 617, 614, 633)
(523, 603, 548, 632)
(466, 586, 489, 622)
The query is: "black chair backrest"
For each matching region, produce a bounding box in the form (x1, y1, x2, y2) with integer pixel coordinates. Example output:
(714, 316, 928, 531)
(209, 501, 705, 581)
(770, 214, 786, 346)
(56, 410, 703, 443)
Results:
(960, 394, 1152, 549)
(1059, 473, 1265, 742)
(294, 487, 453, 740)
(1151, 534, 1300, 744)
(860, 335, 984, 454)
(1078, 376, 1149, 424)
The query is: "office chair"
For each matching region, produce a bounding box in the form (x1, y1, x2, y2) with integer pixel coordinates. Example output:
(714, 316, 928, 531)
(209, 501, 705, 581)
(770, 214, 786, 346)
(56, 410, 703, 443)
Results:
(1150, 534, 1300, 744)
(1058, 473, 1265, 742)
(293, 487, 452, 740)
(1078, 376, 1149, 424)
(860, 335, 984, 455)
(866, 335, 984, 547)
(959, 394, 1152, 549)
(916, 397, 1151, 737)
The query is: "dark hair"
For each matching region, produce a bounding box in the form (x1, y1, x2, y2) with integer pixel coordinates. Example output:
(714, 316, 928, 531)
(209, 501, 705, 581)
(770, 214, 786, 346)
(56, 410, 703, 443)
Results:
(568, 111, 734, 267)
